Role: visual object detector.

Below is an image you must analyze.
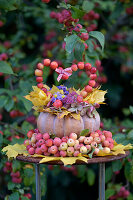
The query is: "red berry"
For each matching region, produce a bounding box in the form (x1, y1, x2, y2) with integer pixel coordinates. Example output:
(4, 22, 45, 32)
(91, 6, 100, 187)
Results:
(49, 145, 58, 154)
(24, 193, 32, 199)
(90, 67, 97, 74)
(88, 80, 96, 87)
(80, 90, 88, 98)
(35, 148, 42, 155)
(85, 85, 93, 93)
(90, 74, 97, 80)
(45, 139, 53, 147)
(41, 87, 47, 93)
(0, 130, 3, 135)
(71, 64, 78, 71)
(37, 83, 44, 88)
(84, 63, 92, 70)
(36, 133, 43, 141)
(41, 144, 48, 152)
(50, 61, 58, 70)
(62, 74, 69, 80)
(77, 62, 84, 69)
(53, 100, 63, 108)
(27, 130, 34, 138)
(95, 60, 101, 67)
(35, 69, 43, 76)
(10, 110, 18, 118)
(43, 59, 51, 66)
(77, 95, 83, 103)
(80, 33, 89, 41)
(84, 43, 88, 50)
(42, 0, 50, 3)
(53, 137, 62, 146)
(36, 77, 43, 83)
(37, 63, 44, 70)
(43, 133, 50, 140)
(28, 147, 35, 155)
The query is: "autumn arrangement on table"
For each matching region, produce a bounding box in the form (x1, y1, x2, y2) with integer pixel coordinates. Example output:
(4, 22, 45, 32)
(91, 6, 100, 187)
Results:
(2, 58, 133, 165)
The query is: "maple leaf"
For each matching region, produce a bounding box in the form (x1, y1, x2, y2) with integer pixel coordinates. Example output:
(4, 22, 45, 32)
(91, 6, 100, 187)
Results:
(84, 88, 107, 104)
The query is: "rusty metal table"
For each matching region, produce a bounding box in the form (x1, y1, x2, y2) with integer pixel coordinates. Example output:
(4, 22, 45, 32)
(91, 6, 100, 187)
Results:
(16, 151, 129, 200)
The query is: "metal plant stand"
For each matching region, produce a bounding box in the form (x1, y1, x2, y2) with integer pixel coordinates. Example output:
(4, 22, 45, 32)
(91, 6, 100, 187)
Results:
(17, 151, 129, 200)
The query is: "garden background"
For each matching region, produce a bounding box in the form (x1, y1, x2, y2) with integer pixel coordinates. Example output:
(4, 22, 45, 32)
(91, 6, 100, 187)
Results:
(0, 0, 133, 199)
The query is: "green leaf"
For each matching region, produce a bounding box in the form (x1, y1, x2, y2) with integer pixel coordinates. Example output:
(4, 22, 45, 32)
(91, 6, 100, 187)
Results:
(86, 39, 94, 53)
(21, 197, 29, 200)
(112, 160, 122, 172)
(127, 130, 133, 140)
(12, 160, 21, 172)
(0, 134, 3, 147)
(105, 189, 115, 200)
(129, 106, 133, 114)
(65, 34, 79, 53)
(82, 1, 94, 12)
(71, 6, 85, 19)
(8, 182, 16, 190)
(0, 0, 21, 11)
(80, 129, 89, 136)
(87, 169, 95, 186)
(124, 162, 132, 182)
(74, 40, 85, 61)
(21, 98, 32, 112)
(9, 192, 19, 200)
(0, 96, 8, 108)
(85, 54, 96, 66)
(0, 61, 14, 74)
(105, 167, 113, 183)
(5, 98, 14, 112)
(24, 168, 33, 177)
(89, 31, 105, 50)
(21, 121, 33, 134)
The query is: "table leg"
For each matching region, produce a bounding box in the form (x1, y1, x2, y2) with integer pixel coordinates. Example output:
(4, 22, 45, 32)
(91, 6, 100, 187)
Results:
(35, 164, 41, 200)
(99, 163, 105, 200)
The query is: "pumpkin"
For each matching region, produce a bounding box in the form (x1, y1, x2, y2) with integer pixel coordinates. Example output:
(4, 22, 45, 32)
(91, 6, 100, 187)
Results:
(37, 111, 100, 138)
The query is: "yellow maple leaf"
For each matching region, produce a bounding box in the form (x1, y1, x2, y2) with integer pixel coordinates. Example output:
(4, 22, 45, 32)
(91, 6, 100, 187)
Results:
(71, 113, 81, 120)
(50, 85, 64, 95)
(84, 88, 107, 104)
(2, 144, 28, 159)
(57, 110, 70, 119)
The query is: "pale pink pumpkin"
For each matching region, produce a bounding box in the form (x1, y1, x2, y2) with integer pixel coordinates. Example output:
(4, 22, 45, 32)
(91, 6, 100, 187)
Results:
(37, 111, 100, 138)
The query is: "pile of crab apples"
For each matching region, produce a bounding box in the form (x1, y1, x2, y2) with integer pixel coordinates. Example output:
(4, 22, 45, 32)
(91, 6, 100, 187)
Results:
(34, 58, 98, 99)
(24, 129, 114, 157)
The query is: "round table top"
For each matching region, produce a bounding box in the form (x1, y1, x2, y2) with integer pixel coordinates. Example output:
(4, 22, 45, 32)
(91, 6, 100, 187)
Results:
(16, 151, 129, 165)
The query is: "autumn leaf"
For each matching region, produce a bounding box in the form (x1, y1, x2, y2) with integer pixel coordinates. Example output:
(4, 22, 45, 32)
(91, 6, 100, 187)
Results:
(57, 110, 70, 119)
(50, 85, 64, 95)
(84, 88, 107, 104)
(71, 113, 81, 120)
(2, 144, 28, 159)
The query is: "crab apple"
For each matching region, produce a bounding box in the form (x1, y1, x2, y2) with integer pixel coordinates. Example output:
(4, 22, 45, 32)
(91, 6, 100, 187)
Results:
(84, 136, 93, 145)
(69, 133, 77, 140)
(85, 63, 92, 70)
(94, 137, 101, 144)
(62, 136, 68, 142)
(60, 142, 68, 151)
(80, 146, 87, 154)
(53, 100, 63, 108)
(43, 133, 50, 140)
(38, 139, 45, 146)
(35, 133, 43, 141)
(78, 136, 85, 143)
(67, 138, 75, 146)
(103, 131, 112, 138)
(103, 140, 109, 147)
(94, 148, 100, 155)
(103, 147, 110, 154)
(90, 74, 97, 80)
(12, 177, 22, 184)
(106, 137, 114, 144)
(28, 147, 35, 155)
(41, 144, 48, 152)
(60, 150, 67, 157)
(100, 135, 105, 142)
(67, 147, 74, 154)
(109, 143, 114, 150)
(74, 144, 81, 150)
(37, 83, 44, 88)
(84, 43, 88, 50)
(36, 77, 43, 83)
(86, 145, 91, 151)
(71, 64, 78, 71)
(24, 193, 32, 199)
(62, 74, 69, 80)
(74, 151, 80, 157)
(91, 141, 97, 148)
(37, 63, 44, 70)
(80, 90, 88, 98)
(90, 67, 97, 74)
(77, 95, 83, 103)
(53, 137, 62, 146)
(85, 85, 93, 93)
(90, 132, 99, 138)
(24, 139, 29, 146)
(26, 145, 32, 151)
(88, 80, 96, 87)
(75, 140, 79, 145)
(96, 130, 102, 135)
(42, 0, 50, 2)
(35, 69, 43, 76)
(77, 62, 84, 69)
(27, 130, 34, 138)
(54, 151, 60, 157)
(0, 114, 2, 121)
(31, 135, 36, 143)
(95, 60, 101, 67)
(43, 59, 51, 66)
(49, 145, 58, 154)
(35, 148, 42, 155)
(45, 139, 53, 147)
(11, 171, 20, 178)
(80, 33, 89, 41)
(50, 61, 58, 70)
